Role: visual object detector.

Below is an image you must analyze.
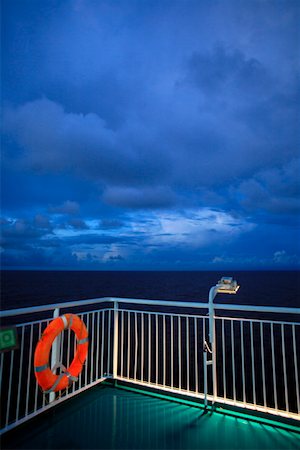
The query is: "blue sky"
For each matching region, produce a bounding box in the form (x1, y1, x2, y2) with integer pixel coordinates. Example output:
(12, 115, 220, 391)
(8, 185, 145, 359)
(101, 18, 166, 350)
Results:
(1, 0, 299, 270)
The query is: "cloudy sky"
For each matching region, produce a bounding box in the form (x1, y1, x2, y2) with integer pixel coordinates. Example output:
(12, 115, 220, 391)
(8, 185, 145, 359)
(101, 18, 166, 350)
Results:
(1, 0, 299, 270)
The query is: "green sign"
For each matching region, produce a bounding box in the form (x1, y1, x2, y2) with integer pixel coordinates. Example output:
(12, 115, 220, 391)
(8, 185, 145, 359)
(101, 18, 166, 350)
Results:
(0, 327, 19, 352)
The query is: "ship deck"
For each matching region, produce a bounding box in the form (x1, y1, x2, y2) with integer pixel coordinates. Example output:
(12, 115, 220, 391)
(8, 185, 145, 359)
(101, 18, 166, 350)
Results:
(2, 384, 299, 450)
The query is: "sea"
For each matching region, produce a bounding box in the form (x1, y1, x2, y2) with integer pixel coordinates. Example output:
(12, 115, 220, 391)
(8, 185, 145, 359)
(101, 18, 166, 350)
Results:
(1, 270, 300, 310)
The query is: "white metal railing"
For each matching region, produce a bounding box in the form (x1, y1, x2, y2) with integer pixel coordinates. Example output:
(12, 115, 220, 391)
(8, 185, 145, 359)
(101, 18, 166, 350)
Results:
(113, 302, 300, 422)
(0, 296, 299, 435)
(0, 298, 114, 434)
(213, 317, 300, 415)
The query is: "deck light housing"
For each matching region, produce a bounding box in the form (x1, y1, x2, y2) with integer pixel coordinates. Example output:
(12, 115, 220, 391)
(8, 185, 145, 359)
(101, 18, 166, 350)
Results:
(216, 277, 239, 294)
(207, 276, 240, 344)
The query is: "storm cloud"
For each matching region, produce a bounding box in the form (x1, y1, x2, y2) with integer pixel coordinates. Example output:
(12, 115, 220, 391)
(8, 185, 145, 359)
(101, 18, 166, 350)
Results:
(1, 0, 299, 269)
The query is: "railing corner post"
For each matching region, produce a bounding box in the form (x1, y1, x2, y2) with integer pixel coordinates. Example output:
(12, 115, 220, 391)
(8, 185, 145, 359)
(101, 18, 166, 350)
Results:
(113, 301, 119, 379)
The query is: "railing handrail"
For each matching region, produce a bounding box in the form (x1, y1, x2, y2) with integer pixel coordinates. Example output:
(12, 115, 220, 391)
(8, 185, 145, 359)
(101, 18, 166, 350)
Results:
(0, 297, 112, 318)
(0, 297, 210, 318)
(213, 303, 300, 314)
(1, 295, 299, 319)
(110, 297, 209, 308)
(112, 298, 300, 315)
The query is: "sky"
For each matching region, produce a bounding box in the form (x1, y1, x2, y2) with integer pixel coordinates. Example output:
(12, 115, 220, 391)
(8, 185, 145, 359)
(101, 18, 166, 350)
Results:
(1, 0, 300, 270)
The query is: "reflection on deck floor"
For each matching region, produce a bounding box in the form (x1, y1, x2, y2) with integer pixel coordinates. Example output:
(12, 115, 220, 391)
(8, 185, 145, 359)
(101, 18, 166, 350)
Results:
(2, 385, 299, 450)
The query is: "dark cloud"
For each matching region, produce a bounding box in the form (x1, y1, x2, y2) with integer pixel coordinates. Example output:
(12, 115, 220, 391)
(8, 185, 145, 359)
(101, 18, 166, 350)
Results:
(108, 255, 124, 261)
(1, 218, 52, 246)
(34, 214, 52, 229)
(186, 45, 270, 94)
(0, 217, 55, 270)
(3, 97, 171, 189)
(62, 234, 125, 246)
(102, 186, 178, 209)
(68, 219, 89, 230)
(1, 0, 299, 269)
(100, 219, 124, 229)
(48, 201, 80, 215)
(2, 246, 80, 270)
(46, 72, 135, 130)
(235, 159, 300, 216)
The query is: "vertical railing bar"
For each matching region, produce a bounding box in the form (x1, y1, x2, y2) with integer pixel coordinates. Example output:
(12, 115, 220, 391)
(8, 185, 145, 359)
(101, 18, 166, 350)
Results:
(60, 325, 64, 367)
(16, 326, 25, 420)
(78, 313, 83, 390)
(113, 302, 119, 379)
(101, 311, 105, 377)
(64, 326, 70, 395)
(134, 312, 138, 381)
(0, 353, 4, 391)
(203, 318, 207, 405)
(222, 319, 226, 399)
(73, 325, 77, 393)
(127, 312, 131, 379)
(77, 313, 82, 390)
(141, 313, 144, 382)
(250, 321, 256, 406)
(171, 315, 174, 389)
(84, 313, 89, 387)
(43, 328, 48, 402)
(90, 312, 95, 383)
(281, 323, 289, 412)
(67, 326, 71, 367)
(34, 324, 41, 411)
(178, 316, 181, 390)
(148, 314, 151, 383)
(194, 317, 198, 393)
(96, 311, 100, 381)
(186, 316, 189, 392)
(292, 325, 300, 413)
(270, 322, 278, 411)
(5, 350, 15, 427)
(241, 321, 246, 405)
(163, 314, 166, 387)
(156, 314, 158, 385)
(66, 325, 71, 393)
(120, 311, 124, 378)
(59, 325, 65, 391)
(231, 321, 236, 402)
(42, 390, 46, 408)
(25, 324, 33, 416)
(260, 322, 266, 408)
(50, 308, 60, 402)
(107, 310, 111, 376)
(212, 315, 217, 402)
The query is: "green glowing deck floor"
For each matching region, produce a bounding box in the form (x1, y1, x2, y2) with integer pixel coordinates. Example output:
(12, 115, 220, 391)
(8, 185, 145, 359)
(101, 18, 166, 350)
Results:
(2, 385, 299, 450)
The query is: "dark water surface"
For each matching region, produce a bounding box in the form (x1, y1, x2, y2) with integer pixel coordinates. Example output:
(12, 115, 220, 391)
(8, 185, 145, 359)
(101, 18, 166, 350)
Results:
(1, 270, 299, 310)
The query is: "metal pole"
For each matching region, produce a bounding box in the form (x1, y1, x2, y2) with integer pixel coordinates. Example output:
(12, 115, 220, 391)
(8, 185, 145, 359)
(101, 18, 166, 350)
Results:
(207, 278, 239, 406)
(113, 301, 119, 379)
(208, 286, 217, 404)
(212, 317, 217, 401)
(204, 350, 208, 408)
(50, 308, 60, 403)
(208, 286, 217, 344)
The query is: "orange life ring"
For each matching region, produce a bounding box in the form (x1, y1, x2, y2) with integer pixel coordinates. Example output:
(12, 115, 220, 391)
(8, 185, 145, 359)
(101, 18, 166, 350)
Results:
(34, 313, 88, 393)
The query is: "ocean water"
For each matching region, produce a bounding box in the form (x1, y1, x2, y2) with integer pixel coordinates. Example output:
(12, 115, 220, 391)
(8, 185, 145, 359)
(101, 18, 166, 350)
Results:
(1, 270, 299, 310)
